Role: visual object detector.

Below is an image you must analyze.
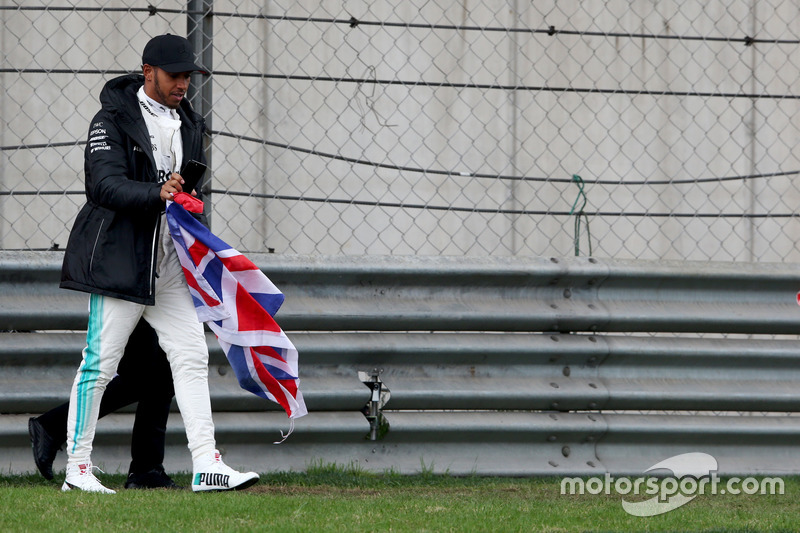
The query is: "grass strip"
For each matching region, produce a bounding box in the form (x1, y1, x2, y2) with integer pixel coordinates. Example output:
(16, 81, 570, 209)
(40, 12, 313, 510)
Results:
(1, 464, 797, 532)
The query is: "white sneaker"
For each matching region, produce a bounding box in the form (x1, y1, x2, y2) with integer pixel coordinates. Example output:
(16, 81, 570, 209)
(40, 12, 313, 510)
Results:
(192, 450, 259, 492)
(61, 462, 116, 494)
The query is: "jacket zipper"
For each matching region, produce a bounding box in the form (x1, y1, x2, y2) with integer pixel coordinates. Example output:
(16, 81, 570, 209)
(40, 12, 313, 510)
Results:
(89, 219, 105, 272)
(149, 216, 160, 296)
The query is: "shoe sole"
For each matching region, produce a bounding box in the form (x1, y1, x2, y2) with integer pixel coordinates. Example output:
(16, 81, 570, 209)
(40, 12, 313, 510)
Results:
(124, 484, 183, 490)
(61, 481, 116, 494)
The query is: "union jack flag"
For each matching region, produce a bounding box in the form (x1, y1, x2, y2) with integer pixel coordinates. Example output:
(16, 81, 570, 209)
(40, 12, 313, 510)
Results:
(165, 193, 307, 421)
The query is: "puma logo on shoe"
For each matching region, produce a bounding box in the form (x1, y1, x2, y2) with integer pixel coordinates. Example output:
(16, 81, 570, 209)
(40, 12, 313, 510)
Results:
(194, 473, 230, 488)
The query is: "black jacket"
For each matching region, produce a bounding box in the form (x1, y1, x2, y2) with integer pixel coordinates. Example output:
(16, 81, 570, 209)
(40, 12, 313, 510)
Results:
(60, 74, 207, 305)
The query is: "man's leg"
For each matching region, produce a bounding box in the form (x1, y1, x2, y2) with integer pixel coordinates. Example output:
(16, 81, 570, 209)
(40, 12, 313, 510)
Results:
(141, 282, 215, 462)
(118, 320, 177, 488)
(64, 294, 142, 493)
(30, 373, 138, 480)
(121, 391, 177, 489)
(29, 319, 176, 485)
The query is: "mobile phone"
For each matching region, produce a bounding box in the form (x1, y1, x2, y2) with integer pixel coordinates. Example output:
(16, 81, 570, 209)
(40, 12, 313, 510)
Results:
(180, 160, 207, 194)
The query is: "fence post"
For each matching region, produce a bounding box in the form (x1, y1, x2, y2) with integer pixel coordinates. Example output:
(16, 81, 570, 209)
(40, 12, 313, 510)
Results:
(187, 0, 214, 224)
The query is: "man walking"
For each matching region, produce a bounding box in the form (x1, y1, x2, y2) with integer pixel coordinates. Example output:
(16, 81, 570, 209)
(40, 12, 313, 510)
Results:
(59, 33, 258, 493)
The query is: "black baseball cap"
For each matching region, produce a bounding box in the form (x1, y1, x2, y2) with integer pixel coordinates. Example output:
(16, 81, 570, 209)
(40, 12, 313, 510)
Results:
(142, 34, 208, 74)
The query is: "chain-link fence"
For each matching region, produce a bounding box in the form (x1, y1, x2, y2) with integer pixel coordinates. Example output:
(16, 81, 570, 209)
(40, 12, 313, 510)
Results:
(2, 1, 800, 261)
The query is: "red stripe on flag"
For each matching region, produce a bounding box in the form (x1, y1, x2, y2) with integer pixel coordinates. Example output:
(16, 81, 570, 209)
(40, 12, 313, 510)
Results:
(277, 378, 298, 397)
(251, 345, 297, 396)
(249, 348, 292, 415)
(182, 267, 221, 308)
(219, 253, 259, 273)
(235, 285, 281, 332)
(250, 346, 297, 398)
(252, 344, 287, 365)
(187, 240, 211, 266)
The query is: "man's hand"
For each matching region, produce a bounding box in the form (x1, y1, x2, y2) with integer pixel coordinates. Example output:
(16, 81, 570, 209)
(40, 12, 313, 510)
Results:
(160, 173, 198, 202)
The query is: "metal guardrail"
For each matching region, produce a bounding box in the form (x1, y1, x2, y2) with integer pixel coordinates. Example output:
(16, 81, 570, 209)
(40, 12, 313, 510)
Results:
(2, 251, 800, 476)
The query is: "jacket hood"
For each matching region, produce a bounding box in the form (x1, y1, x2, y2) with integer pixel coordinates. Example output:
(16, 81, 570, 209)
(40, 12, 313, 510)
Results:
(99, 73, 144, 121)
(99, 73, 202, 125)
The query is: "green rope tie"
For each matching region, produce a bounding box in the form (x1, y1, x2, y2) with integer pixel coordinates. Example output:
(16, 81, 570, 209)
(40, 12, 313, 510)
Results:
(569, 174, 592, 257)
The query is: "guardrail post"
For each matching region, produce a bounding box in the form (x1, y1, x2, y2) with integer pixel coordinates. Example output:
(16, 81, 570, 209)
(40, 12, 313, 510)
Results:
(359, 369, 390, 441)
